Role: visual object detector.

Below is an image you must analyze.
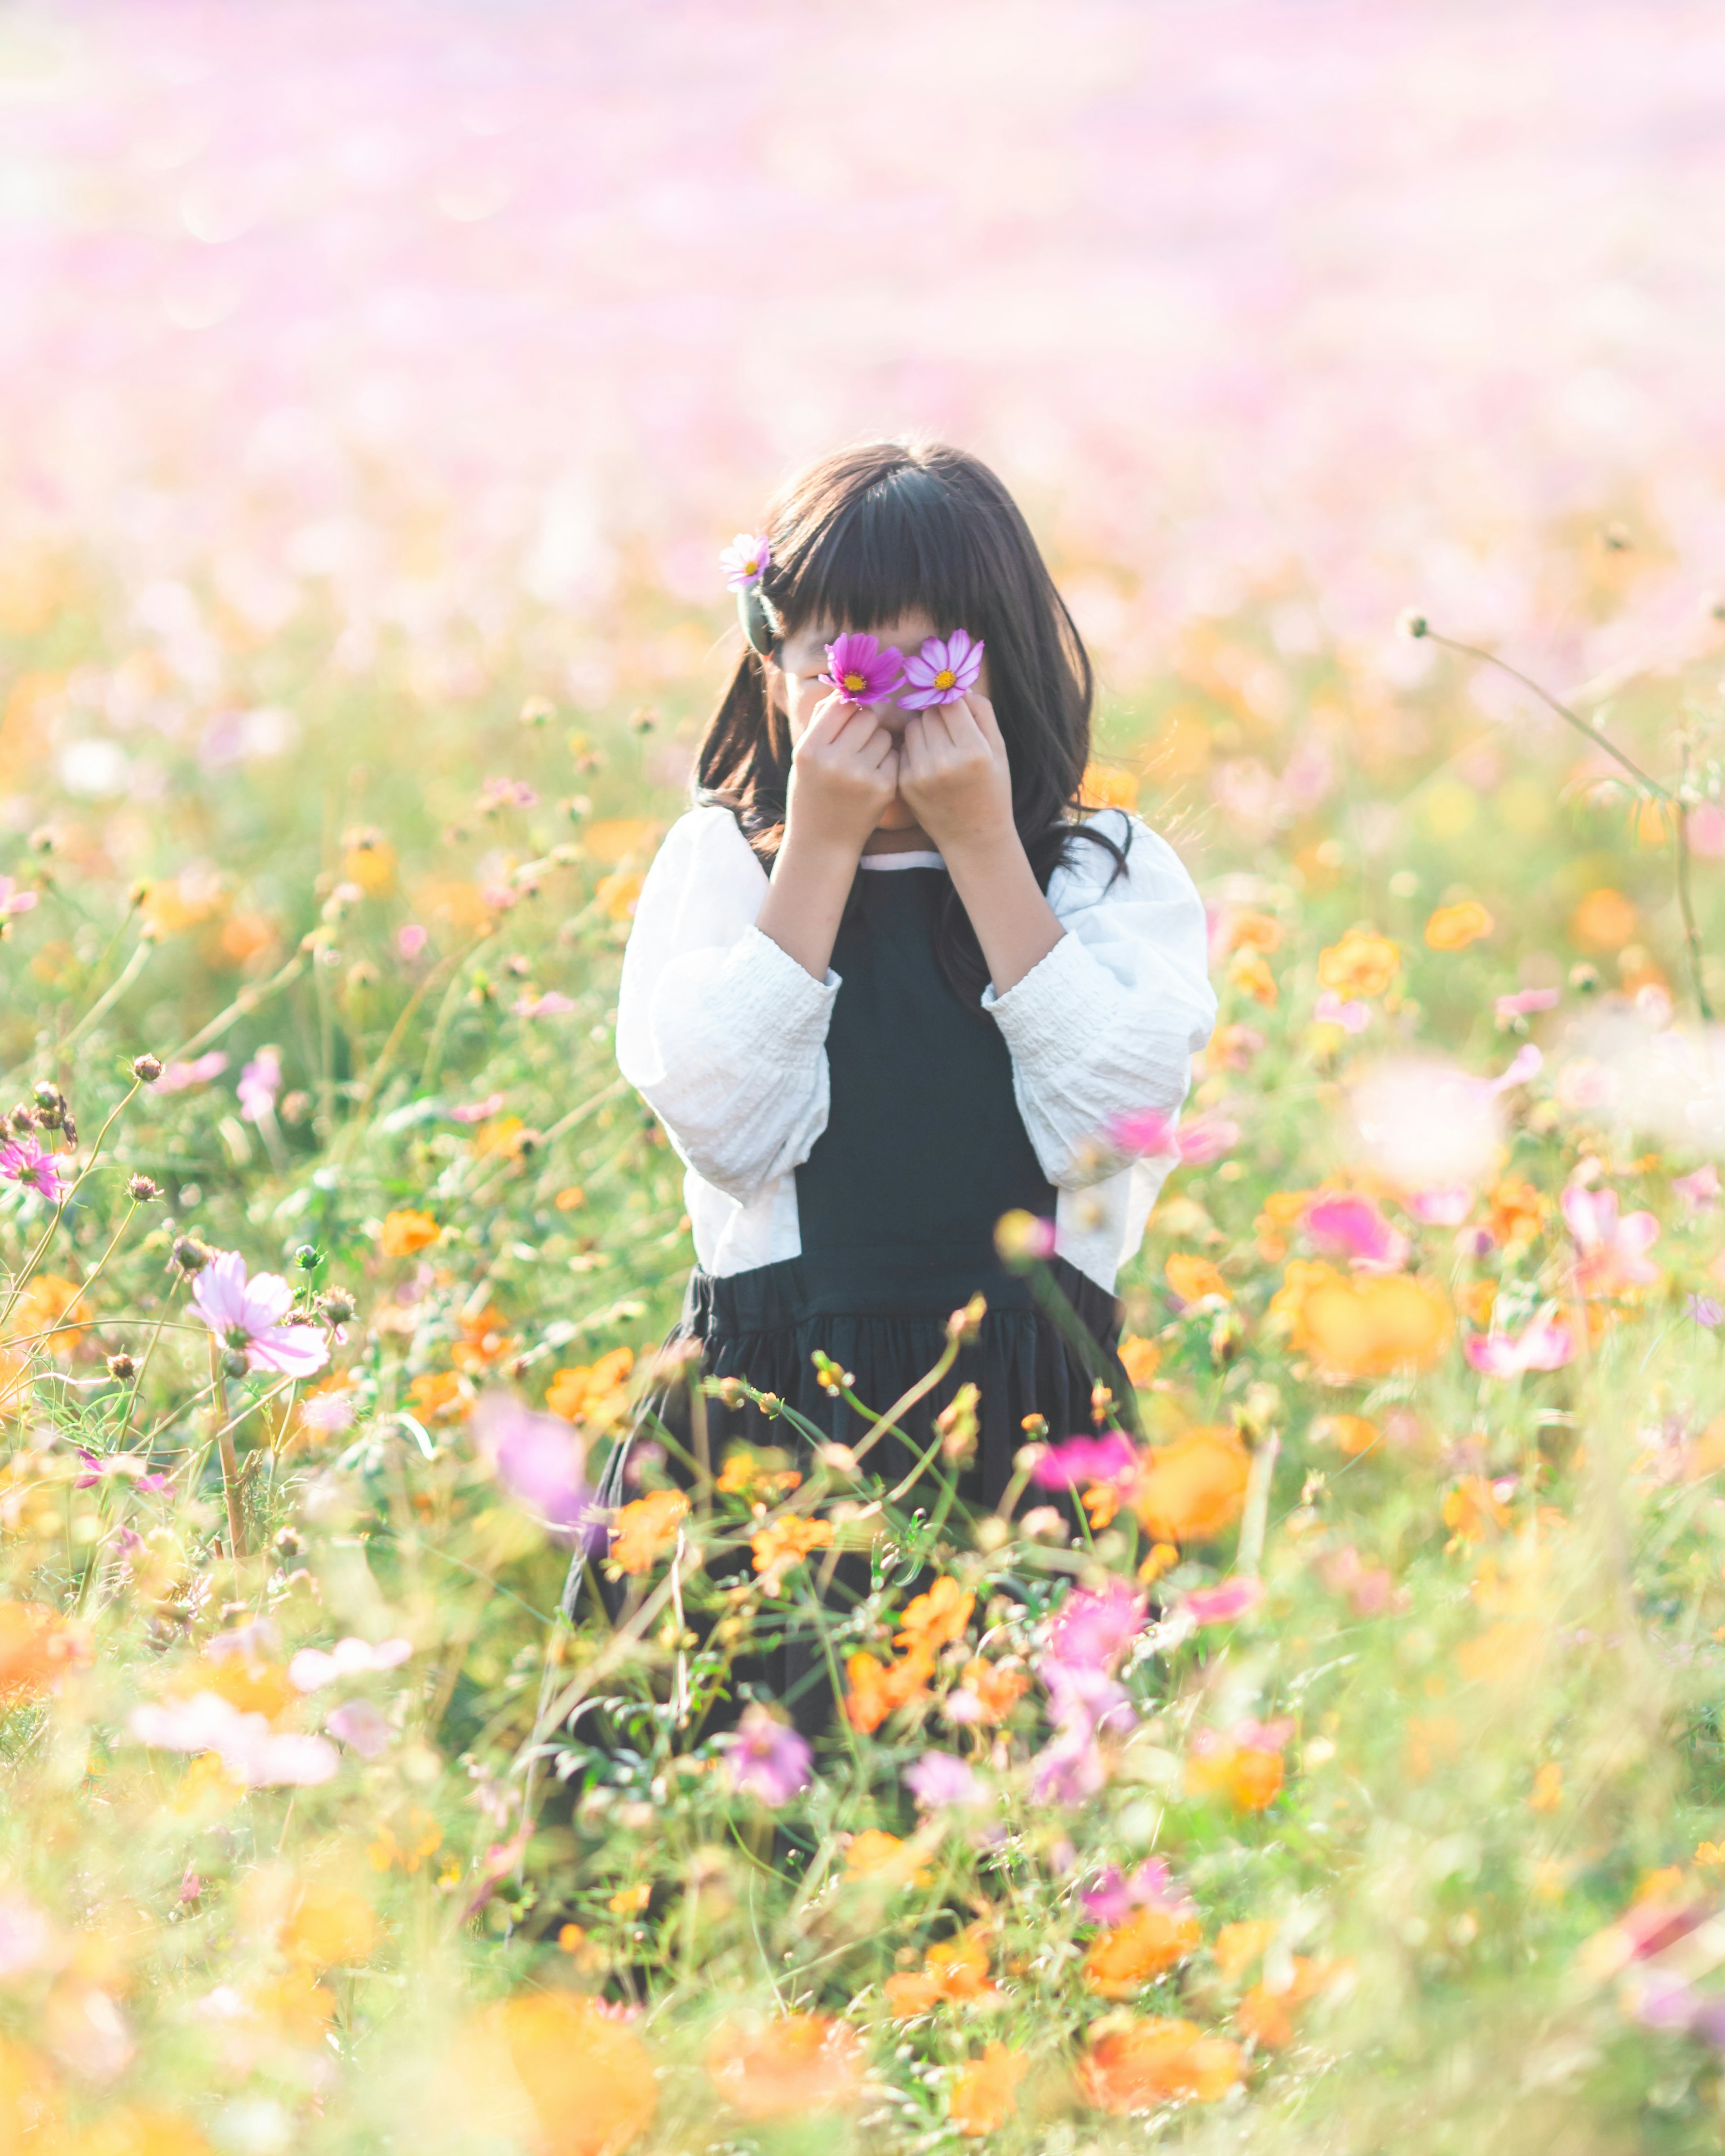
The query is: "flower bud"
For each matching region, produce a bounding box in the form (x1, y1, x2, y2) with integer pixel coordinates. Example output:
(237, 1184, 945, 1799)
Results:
(220, 1347, 249, 1379)
(106, 1352, 136, 1381)
(1399, 609, 1429, 639)
(294, 1244, 320, 1271)
(318, 1288, 358, 1327)
(31, 1083, 64, 1128)
(127, 1174, 162, 1203)
(131, 1054, 163, 1083)
(273, 1525, 304, 1560)
(172, 1236, 214, 1275)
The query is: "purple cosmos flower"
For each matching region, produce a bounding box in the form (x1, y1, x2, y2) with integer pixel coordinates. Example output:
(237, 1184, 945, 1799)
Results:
(1464, 1313, 1575, 1377)
(471, 1391, 603, 1549)
(1688, 1295, 1724, 1331)
(720, 531, 771, 592)
(0, 1136, 63, 1204)
(899, 629, 984, 710)
(1031, 1430, 1139, 1491)
(722, 1705, 811, 1806)
(451, 1093, 506, 1124)
(904, 1749, 982, 1808)
(236, 1045, 282, 1124)
(190, 1250, 330, 1377)
(820, 632, 903, 708)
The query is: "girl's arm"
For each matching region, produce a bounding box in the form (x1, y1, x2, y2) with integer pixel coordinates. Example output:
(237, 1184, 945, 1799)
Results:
(615, 808, 840, 1204)
(983, 809, 1218, 1190)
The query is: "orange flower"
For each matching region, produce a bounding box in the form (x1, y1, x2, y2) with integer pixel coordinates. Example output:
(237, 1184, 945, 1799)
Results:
(1227, 947, 1278, 1006)
(1084, 763, 1140, 811)
(883, 1929, 994, 2015)
(844, 1649, 935, 1734)
(1237, 1957, 1329, 2048)
(1316, 927, 1400, 998)
(546, 1348, 634, 1427)
(894, 1576, 975, 1654)
(1569, 887, 1637, 951)
(1298, 1272, 1451, 1378)
(610, 1489, 689, 1574)
(343, 836, 398, 894)
(1221, 908, 1283, 955)
(1118, 1334, 1161, 1387)
(959, 1658, 1029, 1723)
(450, 1304, 518, 1374)
(844, 1830, 930, 1887)
(407, 1370, 472, 1422)
(60, 2104, 215, 2155)
(1084, 1907, 1203, 1997)
(278, 1881, 379, 1969)
(1424, 900, 1493, 951)
(1212, 1919, 1278, 1982)
(1128, 1426, 1249, 1544)
(750, 1516, 834, 1586)
(1441, 1475, 1509, 1544)
(707, 2014, 865, 2119)
(9, 1273, 85, 1355)
(378, 1209, 440, 1257)
(1255, 1188, 1315, 1263)
(447, 1992, 656, 2156)
(473, 1114, 527, 1160)
(194, 1645, 297, 1723)
(948, 2043, 1028, 2137)
(1309, 1413, 1380, 1457)
(0, 1602, 85, 1704)
(1165, 1253, 1231, 1305)
(1529, 1762, 1564, 1814)
(1076, 2018, 1244, 2112)
(1455, 1617, 1544, 1685)
(1186, 1734, 1286, 1811)
(595, 870, 644, 922)
(1486, 1177, 1548, 1248)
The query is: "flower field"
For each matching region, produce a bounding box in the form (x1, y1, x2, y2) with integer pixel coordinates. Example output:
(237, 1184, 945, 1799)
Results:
(4, 3, 1725, 2151)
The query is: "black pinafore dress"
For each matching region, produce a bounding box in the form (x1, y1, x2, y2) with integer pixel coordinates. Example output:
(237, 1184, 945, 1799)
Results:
(566, 857, 1135, 1729)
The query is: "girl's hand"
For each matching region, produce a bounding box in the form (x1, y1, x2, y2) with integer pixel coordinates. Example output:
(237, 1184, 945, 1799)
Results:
(895, 691, 1015, 859)
(783, 691, 901, 858)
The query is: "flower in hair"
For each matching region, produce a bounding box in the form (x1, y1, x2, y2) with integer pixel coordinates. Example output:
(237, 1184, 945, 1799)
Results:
(899, 628, 983, 709)
(820, 632, 904, 708)
(720, 531, 772, 591)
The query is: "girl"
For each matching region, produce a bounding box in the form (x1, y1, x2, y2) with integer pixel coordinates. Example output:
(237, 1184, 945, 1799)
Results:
(566, 439, 1216, 1723)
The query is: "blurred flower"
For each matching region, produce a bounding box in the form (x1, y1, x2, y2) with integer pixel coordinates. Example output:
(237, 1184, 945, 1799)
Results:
(900, 629, 984, 709)
(948, 2043, 1027, 2137)
(1080, 1857, 1191, 1926)
(1118, 1334, 1160, 1386)
(1464, 1314, 1575, 1376)
(512, 990, 576, 1017)
(128, 1692, 339, 1786)
(1128, 1426, 1250, 1543)
(236, 1045, 282, 1123)
(1310, 1412, 1382, 1455)
(720, 532, 771, 591)
(1314, 989, 1371, 1031)
(1165, 1253, 1231, 1306)
(473, 1392, 602, 1548)
(610, 1488, 688, 1574)
(1408, 1186, 1474, 1226)
(1317, 1542, 1403, 1614)
(1031, 1430, 1138, 1490)
(1317, 928, 1399, 998)
(722, 1707, 811, 1806)
(1278, 1262, 1452, 1378)
(396, 922, 429, 960)
(1347, 1056, 1505, 1188)
(1562, 1183, 1659, 1295)
(0, 1895, 54, 1979)
(995, 1208, 1056, 1262)
(1675, 1163, 1721, 1213)
(1424, 900, 1493, 949)
(905, 1750, 982, 1808)
(820, 632, 903, 707)
(190, 1251, 328, 1377)
(0, 878, 38, 920)
(150, 1050, 229, 1093)
(707, 2014, 864, 2117)
(896, 1576, 976, 1653)
(0, 1137, 62, 1204)
(1304, 1191, 1409, 1271)
(1688, 1295, 1724, 1330)
(845, 1646, 935, 1733)
(379, 1208, 440, 1256)
(843, 1830, 930, 1887)
(546, 1347, 634, 1426)
(750, 1515, 833, 1589)
(1084, 1905, 1203, 1996)
(450, 1093, 505, 1124)
(1076, 2018, 1244, 2110)
(445, 1993, 655, 2156)
(1496, 986, 1560, 1020)
(288, 1638, 413, 1691)
(1047, 1582, 1145, 1672)
(596, 869, 644, 921)
(1182, 1576, 1265, 1626)
(1186, 1719, 1291, 1810)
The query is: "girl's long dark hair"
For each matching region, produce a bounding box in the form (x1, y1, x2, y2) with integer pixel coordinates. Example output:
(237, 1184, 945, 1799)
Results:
(694, 439, 1126, 1005)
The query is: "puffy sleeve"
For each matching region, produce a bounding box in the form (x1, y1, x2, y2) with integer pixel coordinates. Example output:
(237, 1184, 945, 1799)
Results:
(982, 810, 1217, 1190)
(614, 806, 839, 1204)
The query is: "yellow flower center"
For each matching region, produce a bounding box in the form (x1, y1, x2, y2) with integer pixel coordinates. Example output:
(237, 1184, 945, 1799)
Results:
(934, 669, 956, 690)
(843, 672, 866, 693)
(744, 557, 759, 575)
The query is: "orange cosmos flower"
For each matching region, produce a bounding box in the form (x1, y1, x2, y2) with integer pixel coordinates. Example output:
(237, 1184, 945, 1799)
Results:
(895, 1576, 975, 1653)
(843, 1648, 935, 1734)
(707, 2014, 866, 2119)
(1128, 1426, 1250, 1544)
(1083, 1907, 1203, 1997)
(1076, 2018, 1244, 2112)
(276, 1880, 380, 1970)
(9, 1273, 85, 1354)
(407, 1370, 472, 1422)
(1212, 1919, 1278, 1983)
(1424, 900, 1493, 950)
(1186, 1721, 1290, 1811)
(1486, 1176, 1548, 1248)
(750, 1516, 834, 1586)
(883, 1929, 994, 2015)
(1236, 1957, 1331, 2048)
(1222, 908, 1283, 955)
(1441, 1475, 1510, 1544)
(1165, 1253, 1231, 1306)
(447, 1992, 656, 2156)
(610, 1489, 689, 1574)
(378, 1209, 440, 1257)
(1309, 1413, 1380, 1456)
(546, 1347, 634, 1426)
(1316, 927, 1400, 998)
(1227, 947, 1278, 1006)
(596, 870, 644, 922)
(948, 2043, 1029, 2137)
(959, 1657, 1029, 1722)
(1297, 1272, 1451, 1378)
(0, 1602, 86, 1704)
(844, 1830, 930, 1887)
(1117, 1334, 1161, 1387)
(1569, 887, 1637, 951)
(1083, 763, 1140, 812)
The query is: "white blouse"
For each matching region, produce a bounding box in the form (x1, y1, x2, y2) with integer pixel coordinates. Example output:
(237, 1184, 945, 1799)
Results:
(614, 805, 1218, 1294)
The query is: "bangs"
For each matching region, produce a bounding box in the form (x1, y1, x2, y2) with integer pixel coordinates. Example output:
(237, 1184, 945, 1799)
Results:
(776, 464, 991, 637)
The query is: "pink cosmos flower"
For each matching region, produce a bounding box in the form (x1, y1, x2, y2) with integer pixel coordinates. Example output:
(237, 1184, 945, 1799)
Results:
(1031, 1430, 1140, 1490)
(820, 632, 903, 708)
(1407, 1186, 1474, 1226)
(325, 1698, 392, 1758)
(1463, 1314, 1575, 1377)
(1080, 1858, 1191, 1925)
(905, 1750, 982, 1808)
(899, 629, 984, 709)
(1182, 1577, 1266, 1626)
(236, 1045, 281, 1123)
(1191, 1716, 1293, 1761)
(1110, 1107, 1177, 1156)
(128, 1692, 339, 1787)
(1674, 1164, 1720, 1214)
(151, 1051, 228, 1094)
(0, 1894, 54, 1979)
(0, 1136, 63, 1204)
(720, 531, 771, 591)
(512, 990, 576, 1018)
(1047, 1582, 1146, 1672)
(300, 1390, 357, 1434)
(722, 1705, 810, 1807)
(471, 1392, 602, 1549)
(288, 1637, 414, 1692)
(1687, 1295, 1723, 1331)
(396, 923, 429, 961)
(1314, 989, 1371, 1032)
(190, 1250, 330, 1377)
(1304, 1192, 1409, 1272)
(1495, 986, 1561, 1020)
(451, 1092, 506, 1123)
(1316, 1544, 1402, 1616)
(0, 877, 38, 920)
(1561, 1183, 1660, 1295)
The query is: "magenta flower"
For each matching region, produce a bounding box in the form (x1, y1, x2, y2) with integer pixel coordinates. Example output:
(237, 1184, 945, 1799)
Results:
(1080, 1858, 1191, 1924)
(905, 1749, 982, 1808)
(1687, 1295, 1723, 1331)
(1304, 1192, 1409, 1272)
(819, 632, 903, 708)
(1464, 1313, 1575, 1377)
(397, 923, 429, 961)
(899, 629, 984, 709)
(1031, 1430, 1139, 1491)
(190, 1249, 329, 1377)
(722, 1705, 811, 1806)
(0, 877, 38, 921)
(1047, 1582, 1146, 1672)
(472, 1392, 602, 1549)
(1182, 1576, 1265, 1627)
(0, 1137, 64, 1204)
(1110, 1107, 1238, 1164)
(720, 531, 771, 592)
(236, 1045, 282, 1124)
